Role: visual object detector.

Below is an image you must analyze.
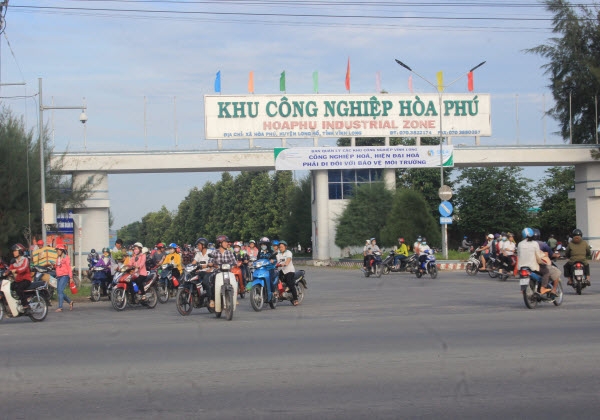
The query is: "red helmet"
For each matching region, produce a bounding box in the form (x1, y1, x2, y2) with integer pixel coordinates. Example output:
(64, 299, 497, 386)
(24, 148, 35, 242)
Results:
(398, 237, 404, 243)
(37, 240, 44, 246)
(11, 243, 26, 255)
(56, 244, 67, 252)
(216, 235, 230, 248)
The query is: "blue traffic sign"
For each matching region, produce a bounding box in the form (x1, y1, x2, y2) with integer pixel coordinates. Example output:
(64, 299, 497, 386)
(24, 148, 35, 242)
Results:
(438, 201, 453, 217)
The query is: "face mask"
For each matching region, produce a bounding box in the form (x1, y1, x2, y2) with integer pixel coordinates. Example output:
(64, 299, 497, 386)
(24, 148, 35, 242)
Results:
(127, 251, 133, 256)
(261, 245, 267, 251)
(422, 242, 427, 246)
(502, 237, 507, 241)
(234, 247, 240, 253)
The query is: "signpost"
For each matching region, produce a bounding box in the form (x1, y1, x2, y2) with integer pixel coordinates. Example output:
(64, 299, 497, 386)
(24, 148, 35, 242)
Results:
(438, 186, 454, 259)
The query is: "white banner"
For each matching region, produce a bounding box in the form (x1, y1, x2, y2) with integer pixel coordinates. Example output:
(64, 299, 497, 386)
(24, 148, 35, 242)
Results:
(274, 146, 454, 170)
(204, 94, 491, 139)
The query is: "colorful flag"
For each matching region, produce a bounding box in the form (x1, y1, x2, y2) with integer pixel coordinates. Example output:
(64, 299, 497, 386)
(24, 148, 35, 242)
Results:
(248, 71, 254, 93)
(214, 71, 221, 93)
(345, 57, 351, 92)
(313, 71, 319, 93)
(437, 71, 444, 92)
(408, 75, 413, 93)
(375, 72, 381, 93)
(280, 71, 286, 92)
(468, 71, 474, 92)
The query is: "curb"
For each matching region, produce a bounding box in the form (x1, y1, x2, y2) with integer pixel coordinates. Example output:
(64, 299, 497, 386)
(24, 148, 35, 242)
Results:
(298, 259, 468, 271)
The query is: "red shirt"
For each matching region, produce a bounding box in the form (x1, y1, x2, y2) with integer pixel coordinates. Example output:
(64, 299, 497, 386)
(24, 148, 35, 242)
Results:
(55, 254, 73, 279)
(9, 256, 32, 282)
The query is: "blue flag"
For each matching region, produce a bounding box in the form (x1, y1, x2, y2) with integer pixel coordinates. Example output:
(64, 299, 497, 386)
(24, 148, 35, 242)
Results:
(214, 71, 221, 93)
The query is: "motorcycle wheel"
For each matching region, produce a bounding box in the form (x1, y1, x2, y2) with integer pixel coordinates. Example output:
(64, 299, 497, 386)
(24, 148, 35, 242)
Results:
(488, 266, 499, 278)
(429, 265, 438, 279)
(415, 270, 422, 278)
(553, 282, 564, 306)
(465, 262, 478, 276)
(296, 284, 305, 304)
(90, 284, 101, 302)
(0, 303, 4, 321)
(576, 281, 582, 295)
(523, 282, 538, 309)
(157, 283, 169, 304)
(28, 295, 48, 322)
(363, 268, 371, 277)
(145, 287, 158, 308)
(176, 288, 193, 316)
(250, 285, 264, 312)
(269, 295, 277, 309)
(224, 290, 234, 321)
(375, 264, 383, 278)
(111, 288, 127, 311)
(382, 265, 390, 275)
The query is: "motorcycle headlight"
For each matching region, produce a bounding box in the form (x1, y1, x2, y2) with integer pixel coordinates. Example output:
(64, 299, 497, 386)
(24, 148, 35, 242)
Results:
(185, 265, 196, 273)
(221, 264, 231, 271)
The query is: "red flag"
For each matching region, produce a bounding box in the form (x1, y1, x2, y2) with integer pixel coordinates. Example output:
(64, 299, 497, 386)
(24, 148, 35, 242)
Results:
(468, 71, 474, 92)
(345, 57, 351, 91)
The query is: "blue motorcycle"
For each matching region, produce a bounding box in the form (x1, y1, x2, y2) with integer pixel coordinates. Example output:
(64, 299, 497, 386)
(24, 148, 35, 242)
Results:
(416, 250, 438, 279)
(247, 259, 280, 311)
(90, 266, 112, 302)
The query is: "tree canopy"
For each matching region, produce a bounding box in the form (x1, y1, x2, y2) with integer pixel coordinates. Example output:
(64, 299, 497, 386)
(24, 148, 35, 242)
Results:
(534, 166, 576, 240)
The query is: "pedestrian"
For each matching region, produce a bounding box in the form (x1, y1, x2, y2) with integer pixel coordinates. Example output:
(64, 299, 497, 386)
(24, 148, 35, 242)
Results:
(55, 244, 74, 312)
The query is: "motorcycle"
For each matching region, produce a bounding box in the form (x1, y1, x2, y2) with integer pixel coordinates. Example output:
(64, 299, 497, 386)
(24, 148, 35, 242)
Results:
(213, 263, 237, 320)
(382, 252, 418, 275)
(247, 258, 280, 311)
(231, 261, 246, 299)
(275, 269, 308, 305)
(487, 255, 516, 282)
(416, 250, 437, 279)
(0, 269, 50, 322)
(157, 263, 180, 304)
(363, 251, 383, 278)
(110, 266, 158, 311)
(31, 265, 57, 300)
(465, 249, 510, 280)
(520, 266, 563, 309)
(568, 261, 589, 295)
(90, 266, 112, 302)
(86, 257, 99, 280)
(175, 264, 214, 316)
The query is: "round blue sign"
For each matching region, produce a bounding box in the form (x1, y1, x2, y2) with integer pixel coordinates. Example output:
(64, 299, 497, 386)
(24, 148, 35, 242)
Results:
(439, 201, 453, 217)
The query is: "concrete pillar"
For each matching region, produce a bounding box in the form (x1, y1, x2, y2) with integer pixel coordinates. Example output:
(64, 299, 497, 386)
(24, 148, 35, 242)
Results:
(574, 163, 600, 249)
(312, 170, 330, 261)
(72, 171, 110, 269)
(383, 169, 396, 191)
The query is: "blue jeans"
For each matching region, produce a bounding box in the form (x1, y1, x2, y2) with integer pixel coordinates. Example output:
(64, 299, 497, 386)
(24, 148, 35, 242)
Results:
(57, 275, 72, 309)
(394, 255, 407, 267)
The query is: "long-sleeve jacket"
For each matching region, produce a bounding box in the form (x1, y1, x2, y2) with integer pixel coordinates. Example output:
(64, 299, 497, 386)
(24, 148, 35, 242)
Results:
(9, 256, 32, 282)
(55, 254, 73, 279)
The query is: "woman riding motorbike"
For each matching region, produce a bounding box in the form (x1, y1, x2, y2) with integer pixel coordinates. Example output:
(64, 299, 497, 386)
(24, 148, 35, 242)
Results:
(8, 243, 32, 310)
(276, 240, 299, 306)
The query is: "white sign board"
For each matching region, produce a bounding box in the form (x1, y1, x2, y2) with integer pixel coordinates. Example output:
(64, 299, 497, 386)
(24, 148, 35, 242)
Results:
(204, 94, 491, 139)
(274, 146, 453, 170)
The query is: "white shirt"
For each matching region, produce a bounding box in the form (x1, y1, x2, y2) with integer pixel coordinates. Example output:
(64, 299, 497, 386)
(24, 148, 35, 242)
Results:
(276, 250, 295, 275)
(419, 244, 431, 255)
(501, 240, 516, 256)
(413, 242, 420, 254)
(517, 239, 540, 271)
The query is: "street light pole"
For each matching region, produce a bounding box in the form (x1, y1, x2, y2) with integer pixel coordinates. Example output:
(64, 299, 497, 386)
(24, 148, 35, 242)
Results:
(38, 78, 87, 244)
(395, 60, 485, 259)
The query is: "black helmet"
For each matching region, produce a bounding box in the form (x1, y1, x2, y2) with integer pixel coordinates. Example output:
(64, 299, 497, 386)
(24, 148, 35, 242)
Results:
(215, 235, 230, 248)
(572, 229, 583, 237)
(532, 229, 541, 240)
(195, 237, 208, 248)
(11, 243, 26, 256)
(91, 248, 96, 254)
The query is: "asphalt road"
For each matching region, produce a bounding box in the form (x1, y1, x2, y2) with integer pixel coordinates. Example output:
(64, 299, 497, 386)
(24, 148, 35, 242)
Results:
(1, 265, 600, 419)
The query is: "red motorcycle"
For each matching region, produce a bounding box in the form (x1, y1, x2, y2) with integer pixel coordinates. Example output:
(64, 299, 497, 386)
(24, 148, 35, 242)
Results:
(110, 265, 158, 310)
(231, 262, 246, 299)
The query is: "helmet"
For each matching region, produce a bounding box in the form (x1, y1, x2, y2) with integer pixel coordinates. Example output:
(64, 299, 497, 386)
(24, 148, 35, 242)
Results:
(417, 236, 422, 242)
(37, 240, 44, 246)
(463, 236, 468, 239)
(521, 227, 534, 239)
(487, 234, 494, 239)
(56, 244, 67, 252)
(279, 240, 288, 247)
(532, 229, 541, 240)
(398, 237, 404, 243)
(102, 247, 111, 254)
(168, 242, 177, 249)
(133, 242, 143, 249)
(216, 235, 230, 248)
(572, 229, 583, 237)
(142, 247, 149, 254)
(370, 237, 376, 241)
(91, 248, 96, 254)
(234, 241, 243, 247)
(272, 240, 280, 246)
(494, 233, 500, 240)
(11, 243, 26, 255)
(259, 236, 270, 245)
(156, 242, 165, 249)
(249, 239, 255, 244)
(195, 237, 208, 248)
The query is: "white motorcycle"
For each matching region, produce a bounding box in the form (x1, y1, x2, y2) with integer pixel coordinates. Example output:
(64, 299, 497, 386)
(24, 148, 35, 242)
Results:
(213, 263, 237, 321)
(0, 269, 50, 322)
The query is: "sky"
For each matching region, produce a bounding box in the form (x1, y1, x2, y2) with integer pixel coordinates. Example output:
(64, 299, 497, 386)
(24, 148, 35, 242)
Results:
(0, 0, 569, 230)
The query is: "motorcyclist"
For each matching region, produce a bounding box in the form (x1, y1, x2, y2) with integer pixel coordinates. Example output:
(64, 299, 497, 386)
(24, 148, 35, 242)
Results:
(257, 236, 278, 290)
(87, 248, 99, 267)
(246, 240, 259, 260)
(130, 242, 148, 302)
(162, 243, 183, 279)
(192, 237, 214, 305)
(413, 236, 422, 255)
(534, 229, 561, 295)
(479, 234, 494, 271)
(547, 234, 557, 251)
(517, 227, 552, 295)
(152, 243, 167, 267)
(564, 228, 592, 286)
(499, 233, 516, 276)
(460, 236, 473, 252)
(232, 241, 249, 290)
(208, 235, 237, 308)
(364, 238, 380, 271)
(93, 247, 114, 296)
(362, 239, 372, 271)
(418, 237, 432, 268)
(8, 243, 32, 310)
(271, 239, 280, 254)
(393, 237, 409, 269)
(276, 240, 299, 306)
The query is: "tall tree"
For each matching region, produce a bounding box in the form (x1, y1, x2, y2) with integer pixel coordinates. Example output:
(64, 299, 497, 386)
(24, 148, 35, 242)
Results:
(280, 175, 312, 249)
(527, 0, 600, 144)
(335, 182, 394, 248)
(535, 166, 576, 241)
(454, 167, 533, 240)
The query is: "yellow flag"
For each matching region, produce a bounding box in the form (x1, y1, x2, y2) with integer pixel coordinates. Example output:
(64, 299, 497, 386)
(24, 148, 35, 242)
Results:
(436, 71, 444, 92)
